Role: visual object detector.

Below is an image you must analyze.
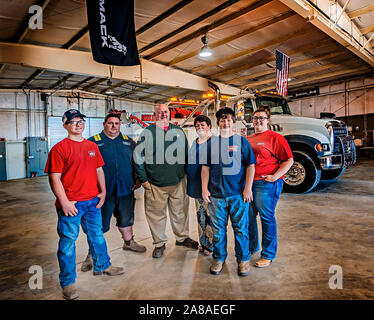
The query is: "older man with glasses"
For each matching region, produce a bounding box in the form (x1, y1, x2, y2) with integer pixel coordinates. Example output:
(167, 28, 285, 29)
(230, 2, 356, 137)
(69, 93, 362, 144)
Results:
(134, 104, 198, 259)
(44, 109, 124, 300)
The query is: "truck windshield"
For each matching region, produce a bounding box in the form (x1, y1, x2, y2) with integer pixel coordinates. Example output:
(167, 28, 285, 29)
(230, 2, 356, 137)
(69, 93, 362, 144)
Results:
(255, 96, 292, 115)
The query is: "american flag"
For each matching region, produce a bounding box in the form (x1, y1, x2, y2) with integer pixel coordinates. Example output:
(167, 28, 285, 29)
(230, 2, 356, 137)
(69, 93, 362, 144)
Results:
(275, 49, 290, 97)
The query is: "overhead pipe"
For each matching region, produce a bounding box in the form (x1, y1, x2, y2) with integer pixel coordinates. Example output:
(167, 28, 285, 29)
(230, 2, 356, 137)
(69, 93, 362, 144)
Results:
(208, 81, 221, 113)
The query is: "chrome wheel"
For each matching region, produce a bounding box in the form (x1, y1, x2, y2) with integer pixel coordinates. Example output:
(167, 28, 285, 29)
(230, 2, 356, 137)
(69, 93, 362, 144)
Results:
(284, 162, 306, 186)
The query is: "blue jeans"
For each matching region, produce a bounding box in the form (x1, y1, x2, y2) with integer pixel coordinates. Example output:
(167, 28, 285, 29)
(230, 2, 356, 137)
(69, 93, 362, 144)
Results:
(56, 197, 111, 288)
(208, 194, 250, 263)
(248, 179, 283, 260)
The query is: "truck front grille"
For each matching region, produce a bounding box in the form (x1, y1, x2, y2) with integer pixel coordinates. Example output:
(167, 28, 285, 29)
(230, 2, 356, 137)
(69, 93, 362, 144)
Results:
(333, 126, 348, 153)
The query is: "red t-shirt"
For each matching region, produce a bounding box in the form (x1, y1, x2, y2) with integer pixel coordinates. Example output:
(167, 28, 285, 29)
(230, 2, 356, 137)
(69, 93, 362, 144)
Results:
(156, 123, 170, 132)
(44, 138, 105, 206)
(246, 130, 293, 181)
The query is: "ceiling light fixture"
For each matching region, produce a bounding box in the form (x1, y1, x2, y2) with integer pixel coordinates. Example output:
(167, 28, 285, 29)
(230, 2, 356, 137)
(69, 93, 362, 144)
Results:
(199, 34, 213, 58)
(105, 65, 115, 95)
(105, 79, 115, 95)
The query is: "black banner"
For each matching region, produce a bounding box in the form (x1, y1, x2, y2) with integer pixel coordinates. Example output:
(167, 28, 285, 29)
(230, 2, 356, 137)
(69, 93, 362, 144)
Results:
(86, 0, 140, 66)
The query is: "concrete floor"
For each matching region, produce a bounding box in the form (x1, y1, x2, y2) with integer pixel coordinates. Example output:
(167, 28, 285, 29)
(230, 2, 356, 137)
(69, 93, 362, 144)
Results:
(0, 158, 373, 300)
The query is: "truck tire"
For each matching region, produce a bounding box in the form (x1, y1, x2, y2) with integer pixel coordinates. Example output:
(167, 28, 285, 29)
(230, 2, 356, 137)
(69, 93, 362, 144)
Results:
(321, 166, 346, 180)
(283, 150, 321, 193)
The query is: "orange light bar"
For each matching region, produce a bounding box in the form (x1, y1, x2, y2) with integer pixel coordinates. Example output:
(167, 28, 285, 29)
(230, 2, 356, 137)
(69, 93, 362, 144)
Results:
(169, 101, 199, 106)
(202, 92, 214, 99)
(168, 97, 200, 106)
(220, 95, 231, 101)
(202, 92, 232, 100)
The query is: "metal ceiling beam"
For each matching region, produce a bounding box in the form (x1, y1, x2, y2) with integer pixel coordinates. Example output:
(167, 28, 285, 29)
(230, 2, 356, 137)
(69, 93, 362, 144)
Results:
(136, 0, 194, 36)
(83, 78, 107, 90)
(139, 0, 239, 54)
(227, 51, 345, 85)
(0, 42, 240, 95)
(168, 10, 296, 66)
(361, 34, 374, 52)
(190, 25, 311, 73)
(278, 0, 374, 66)
(50, 73, 74, 89)
(242, 62, 345, 88)
(70, 76, 95, 89)
(360, 25, 374, 35)
(0, 0, 51, 77)
(260, 66, 369, 91)
(246, 60, 362, 90)
(63, 26, 89, 49)
(139, 88, 172, 101)
(332, 0, 351, 30)
(19, 68, 45, 88)
(13, 0, 52, 43)
(144, 0, 273, 60)
(347, 5, 374, 19)
(118, 85, 151, 98)
(209, 38, 333, 79)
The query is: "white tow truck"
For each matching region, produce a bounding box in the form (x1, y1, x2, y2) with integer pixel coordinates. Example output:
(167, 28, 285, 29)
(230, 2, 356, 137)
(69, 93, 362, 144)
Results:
(226, 91, 356, 193)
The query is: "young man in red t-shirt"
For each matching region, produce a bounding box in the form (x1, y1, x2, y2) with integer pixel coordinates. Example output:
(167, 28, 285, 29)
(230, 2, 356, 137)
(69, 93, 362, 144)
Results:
(45, 109, 124, 300)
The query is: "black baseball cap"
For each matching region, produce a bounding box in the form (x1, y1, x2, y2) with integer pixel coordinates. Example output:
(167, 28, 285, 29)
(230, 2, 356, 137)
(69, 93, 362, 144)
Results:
(216, 107, 235, 119)
(62, 109, 86, 124)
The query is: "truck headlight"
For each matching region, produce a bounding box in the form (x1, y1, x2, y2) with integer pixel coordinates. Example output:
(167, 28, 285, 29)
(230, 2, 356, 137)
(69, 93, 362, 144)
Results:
(325, 122, 334, 151)
(315, 143, 330, 152)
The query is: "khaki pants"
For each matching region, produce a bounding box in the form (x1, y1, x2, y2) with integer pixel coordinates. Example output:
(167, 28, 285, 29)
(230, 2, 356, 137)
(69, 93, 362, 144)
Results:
(144, 178, 189, 247)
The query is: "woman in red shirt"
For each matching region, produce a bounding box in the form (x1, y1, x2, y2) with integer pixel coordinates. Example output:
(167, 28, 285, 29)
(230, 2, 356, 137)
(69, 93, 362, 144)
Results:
(246, 106, 294, 268)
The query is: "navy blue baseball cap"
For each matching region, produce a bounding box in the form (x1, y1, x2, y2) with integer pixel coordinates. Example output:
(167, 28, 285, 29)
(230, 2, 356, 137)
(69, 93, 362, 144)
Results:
(62, 109, 86, 124)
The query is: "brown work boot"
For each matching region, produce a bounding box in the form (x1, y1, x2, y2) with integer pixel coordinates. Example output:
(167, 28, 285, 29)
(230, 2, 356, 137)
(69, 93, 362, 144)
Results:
(255, 258, 272, 268)
(210, 259, 224, 275)
(62, 283, 79, 300)
(123, 237, 147, 253)
(93, 265, 124, 276)
(238, 260, 250, 277)
(81, 251, 93, 272)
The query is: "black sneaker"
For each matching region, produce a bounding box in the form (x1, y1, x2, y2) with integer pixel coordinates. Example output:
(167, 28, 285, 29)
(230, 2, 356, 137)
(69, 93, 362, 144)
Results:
(175, 237, 199, 249)
(152, 244, 166, 258)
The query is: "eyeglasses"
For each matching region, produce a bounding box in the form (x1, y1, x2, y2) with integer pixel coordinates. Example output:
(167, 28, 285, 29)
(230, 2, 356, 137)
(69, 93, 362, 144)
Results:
(68, 119, 85, 126)
(252, 116, 268, 122)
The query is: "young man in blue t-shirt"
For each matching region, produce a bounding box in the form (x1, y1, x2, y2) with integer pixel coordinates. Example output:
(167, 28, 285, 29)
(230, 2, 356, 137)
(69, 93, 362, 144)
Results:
(201, 108, 256, 277)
